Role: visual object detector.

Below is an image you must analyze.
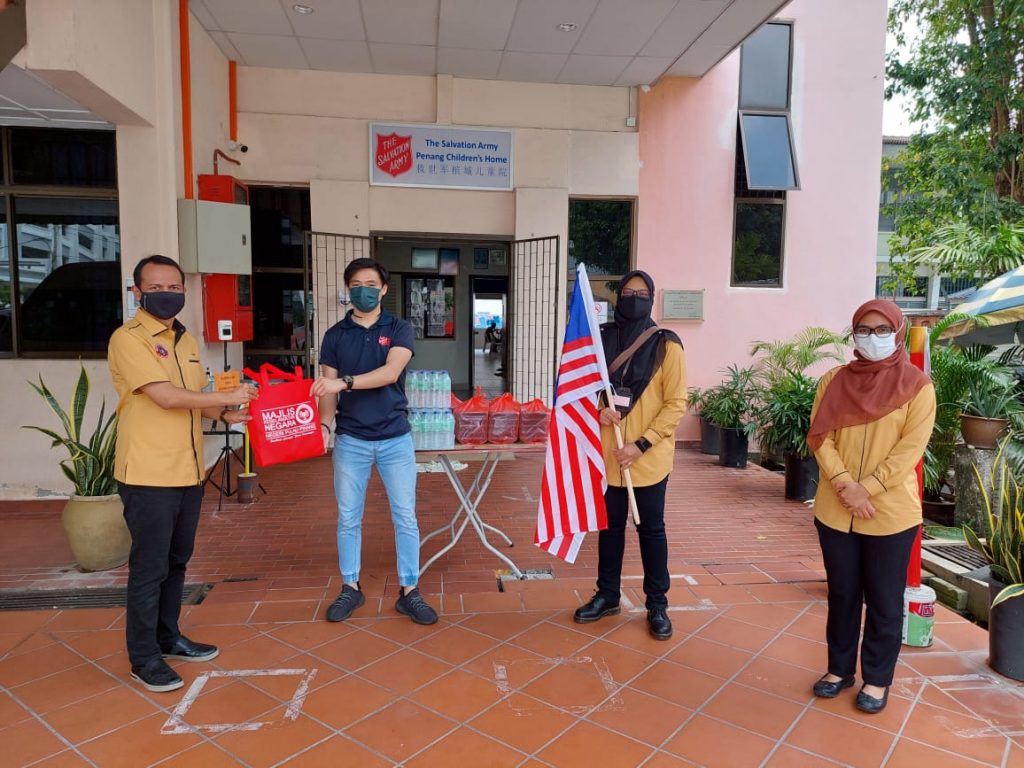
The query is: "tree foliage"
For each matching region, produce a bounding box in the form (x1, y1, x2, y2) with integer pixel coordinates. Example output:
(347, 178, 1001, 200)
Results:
(885, 0, 1024, 282)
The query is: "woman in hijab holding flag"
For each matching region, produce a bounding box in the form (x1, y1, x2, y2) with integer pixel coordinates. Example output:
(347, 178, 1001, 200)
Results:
(807, 299, 935, 714)
(574, 271, 687, 640)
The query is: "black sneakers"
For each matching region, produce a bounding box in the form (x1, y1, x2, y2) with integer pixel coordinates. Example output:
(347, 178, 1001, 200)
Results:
(131, 657, 184, 693)
(395, 587, 438, 625)
(162, 635, 219, 662)
(326, 583, 366, 622)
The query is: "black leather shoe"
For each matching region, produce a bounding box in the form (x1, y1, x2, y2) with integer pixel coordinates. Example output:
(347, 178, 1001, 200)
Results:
(856, 685, 889, 714)
(647, 607, 673, 640)
(131, 657, 183, 693)
(812, 674, 856, 698)
(161, 635, 219, 663)
(574, 594, 620, 624)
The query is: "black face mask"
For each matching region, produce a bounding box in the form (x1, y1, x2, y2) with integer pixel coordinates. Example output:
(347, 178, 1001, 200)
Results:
(617, 295, 652, 321)
(141, 291, 186, 320)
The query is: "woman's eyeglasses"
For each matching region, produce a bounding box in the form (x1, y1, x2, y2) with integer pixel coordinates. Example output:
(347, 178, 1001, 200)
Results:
(853, 325, 895, 339)
(620, 289, 651, 298)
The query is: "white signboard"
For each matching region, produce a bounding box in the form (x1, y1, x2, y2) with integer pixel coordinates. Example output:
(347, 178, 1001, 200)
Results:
(369, 123, 513, 191)
(594, 301, 609, 324)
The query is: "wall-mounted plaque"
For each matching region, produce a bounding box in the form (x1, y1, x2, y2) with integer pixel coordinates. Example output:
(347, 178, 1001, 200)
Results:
(662, 290, 704, 321)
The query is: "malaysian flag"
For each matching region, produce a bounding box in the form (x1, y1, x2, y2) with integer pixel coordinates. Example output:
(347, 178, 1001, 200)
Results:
(534, 264, 610, 563)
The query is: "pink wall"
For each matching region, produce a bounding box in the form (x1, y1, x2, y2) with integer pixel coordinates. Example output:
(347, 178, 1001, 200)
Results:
(637, 0, 886, 436)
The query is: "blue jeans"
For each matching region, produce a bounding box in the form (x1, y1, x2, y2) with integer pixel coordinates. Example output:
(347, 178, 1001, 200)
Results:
(332, 432, 420, 586)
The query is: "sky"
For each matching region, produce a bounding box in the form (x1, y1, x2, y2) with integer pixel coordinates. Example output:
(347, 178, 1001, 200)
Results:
(881, 2, 919, 137)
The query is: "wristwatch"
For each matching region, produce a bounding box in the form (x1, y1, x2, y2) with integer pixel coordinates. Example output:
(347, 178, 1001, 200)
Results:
(341, 374, 355, 392)
(635, 437, 652, 453)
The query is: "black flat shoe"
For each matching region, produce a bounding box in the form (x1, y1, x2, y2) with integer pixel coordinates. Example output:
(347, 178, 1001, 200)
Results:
(856, 685, 889, 714)
(812, 674, 855, 698)
(574, 593, 620, 624)
(647, 607, 673, 640)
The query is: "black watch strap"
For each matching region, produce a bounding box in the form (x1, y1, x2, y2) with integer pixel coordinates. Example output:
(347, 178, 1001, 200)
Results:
(342, 374, 355, 392)
(635, 437, 652, 453)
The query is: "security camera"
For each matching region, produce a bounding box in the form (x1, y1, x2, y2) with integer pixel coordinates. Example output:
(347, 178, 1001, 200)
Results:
(227, 140, 249, 153)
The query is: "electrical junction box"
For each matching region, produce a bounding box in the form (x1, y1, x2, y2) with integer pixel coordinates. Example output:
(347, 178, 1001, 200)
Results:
(177, 199, 252, 275)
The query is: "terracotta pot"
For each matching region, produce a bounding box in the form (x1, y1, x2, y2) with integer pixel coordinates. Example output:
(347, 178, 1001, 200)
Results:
(960, 414, 1008, 449)
(62, 494, 130, 572)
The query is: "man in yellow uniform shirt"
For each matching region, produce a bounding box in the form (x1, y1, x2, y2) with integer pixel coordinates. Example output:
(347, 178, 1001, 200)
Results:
(108, 255, 258, 692)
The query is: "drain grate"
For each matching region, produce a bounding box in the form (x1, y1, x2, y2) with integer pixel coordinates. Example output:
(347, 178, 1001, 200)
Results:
(0, 583, 213, 611)
(922, 543, 989, 571)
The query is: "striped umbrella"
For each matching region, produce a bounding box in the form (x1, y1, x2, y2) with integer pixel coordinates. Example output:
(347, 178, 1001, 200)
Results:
(940, 265, 1024, 345)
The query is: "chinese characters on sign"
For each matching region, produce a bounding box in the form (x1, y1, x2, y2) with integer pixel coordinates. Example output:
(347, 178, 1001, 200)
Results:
(370, 123, 513, 191)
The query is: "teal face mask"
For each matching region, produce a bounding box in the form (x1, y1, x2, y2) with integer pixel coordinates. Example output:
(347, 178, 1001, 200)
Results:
(350, 286, 382, 312)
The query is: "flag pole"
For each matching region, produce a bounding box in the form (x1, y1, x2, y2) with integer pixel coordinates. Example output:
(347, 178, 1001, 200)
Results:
(577, 265, 641, 525)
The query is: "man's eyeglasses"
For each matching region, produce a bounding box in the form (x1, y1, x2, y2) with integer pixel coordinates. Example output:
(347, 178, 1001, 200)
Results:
(620, 289, 651, 298)
(853, 325, 895, 339)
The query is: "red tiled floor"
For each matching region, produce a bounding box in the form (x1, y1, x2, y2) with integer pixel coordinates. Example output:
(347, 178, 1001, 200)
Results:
(2, 449, 1023, 767)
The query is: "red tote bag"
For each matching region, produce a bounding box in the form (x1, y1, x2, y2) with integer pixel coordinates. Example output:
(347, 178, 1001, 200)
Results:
(242, 364, 325, 467)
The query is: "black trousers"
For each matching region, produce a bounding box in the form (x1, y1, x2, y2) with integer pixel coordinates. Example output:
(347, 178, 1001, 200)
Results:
(597, 477, 670, 609)
(815, 518, 919, 686)
(119, 483, 203, 666)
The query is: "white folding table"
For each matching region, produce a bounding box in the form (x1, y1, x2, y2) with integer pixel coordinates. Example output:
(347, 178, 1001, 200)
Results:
(417, 443, 545, 580)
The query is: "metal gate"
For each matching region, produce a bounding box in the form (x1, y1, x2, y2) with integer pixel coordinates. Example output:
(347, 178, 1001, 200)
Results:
(305, 231, 372, 369)
(509, 236, 560, 403)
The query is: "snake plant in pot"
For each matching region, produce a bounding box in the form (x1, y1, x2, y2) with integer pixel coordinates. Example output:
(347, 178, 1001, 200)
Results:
(754, 372, 819, 501)
(23, 365, 130, 572)
(964, 456, 1024, 682)
(704, 365, 759, 469)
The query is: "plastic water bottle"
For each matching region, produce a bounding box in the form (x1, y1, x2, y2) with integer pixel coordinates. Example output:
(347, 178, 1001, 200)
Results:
(426, 372, 436, 408)
(409, 371, 421, 409)
(440, 371, 451, 408)
(444, 409, 455, 449)
(410, 410, 421, 450)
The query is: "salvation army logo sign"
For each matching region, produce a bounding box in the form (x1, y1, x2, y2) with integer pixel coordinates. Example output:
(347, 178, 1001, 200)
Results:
(375, 132, 412, 177)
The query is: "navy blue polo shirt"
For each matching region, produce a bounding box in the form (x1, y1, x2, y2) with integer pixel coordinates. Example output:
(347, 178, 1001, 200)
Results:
(319, 310, 415, 440)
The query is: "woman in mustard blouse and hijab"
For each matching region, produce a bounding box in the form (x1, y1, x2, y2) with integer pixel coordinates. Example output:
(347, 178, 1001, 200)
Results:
(807, 299, 935, 714)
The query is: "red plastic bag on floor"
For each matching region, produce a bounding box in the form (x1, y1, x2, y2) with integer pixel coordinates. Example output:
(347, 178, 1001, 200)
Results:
(456, 387, 489, 444)
(488, 393, 521, 444)
(450, 392, 464, 411)
(519, 398, 551, 444)
(242, 364, 324, 467)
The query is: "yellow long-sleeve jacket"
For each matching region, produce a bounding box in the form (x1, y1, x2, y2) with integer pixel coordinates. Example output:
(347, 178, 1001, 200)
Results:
(602, 340, 687, 488)
(811, 366, 937, 535)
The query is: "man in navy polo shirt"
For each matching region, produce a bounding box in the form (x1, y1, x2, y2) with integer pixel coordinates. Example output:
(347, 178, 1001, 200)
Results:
(311, 258, 437, 625)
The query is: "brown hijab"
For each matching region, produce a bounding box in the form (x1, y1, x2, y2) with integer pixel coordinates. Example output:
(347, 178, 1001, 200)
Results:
(807, 299, 931, 452)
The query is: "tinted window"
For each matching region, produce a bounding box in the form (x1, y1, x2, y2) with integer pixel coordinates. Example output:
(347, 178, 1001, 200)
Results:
(13, 197, 121, 353)
(10, 128, 117, 188)
(740, 22, 792, 110)
(568, 199, 633, 277)
(733, 201, 784, 287)
(739, 113, 798, 190)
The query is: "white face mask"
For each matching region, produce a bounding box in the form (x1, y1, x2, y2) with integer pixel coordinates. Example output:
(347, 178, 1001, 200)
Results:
(854, 333, 897, 361)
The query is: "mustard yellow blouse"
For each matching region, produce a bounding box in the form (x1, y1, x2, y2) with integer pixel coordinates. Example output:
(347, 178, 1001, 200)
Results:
(811, 366, 937, 536)
(602, 340, 687, 488)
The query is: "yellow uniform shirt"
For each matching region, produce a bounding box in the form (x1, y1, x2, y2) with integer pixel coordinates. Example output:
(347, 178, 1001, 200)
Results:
(602, 340, 687, 488)
(811, 366, 937, 536)
(108, 309, 206, 487)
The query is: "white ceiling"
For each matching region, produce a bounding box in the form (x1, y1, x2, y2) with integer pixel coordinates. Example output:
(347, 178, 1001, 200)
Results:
(0, 65, 112, 129)
(192, 0, 790, 86)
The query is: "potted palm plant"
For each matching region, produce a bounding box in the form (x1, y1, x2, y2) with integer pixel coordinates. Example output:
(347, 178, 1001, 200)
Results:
(23, 365, 129, 572)
(704, 365, 759, 469)
(964, 457, 1024, 682)
(961, 374, 1021, 449)
(689, 386, 721, 455)
(754, 372, 819, 500)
